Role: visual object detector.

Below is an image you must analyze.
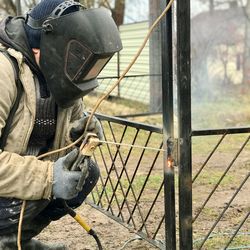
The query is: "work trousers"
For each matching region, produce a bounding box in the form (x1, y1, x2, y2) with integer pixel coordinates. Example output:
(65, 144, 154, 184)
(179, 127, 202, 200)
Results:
(0, 161, 99, 240)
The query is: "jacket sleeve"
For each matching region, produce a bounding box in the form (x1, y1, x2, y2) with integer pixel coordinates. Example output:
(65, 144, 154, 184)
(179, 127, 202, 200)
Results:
(64, 98, 85, 145)
(71, 98, 85, 122)
(0, 151, 53, 200)
(0, 52, 53, 201)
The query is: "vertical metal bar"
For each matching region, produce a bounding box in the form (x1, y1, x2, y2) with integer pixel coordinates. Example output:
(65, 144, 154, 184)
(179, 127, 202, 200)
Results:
(117, 51, 121, 97)
(176, 0, 192, 249)
(117, 24, 121, 98)
(161, 0, 176, 249)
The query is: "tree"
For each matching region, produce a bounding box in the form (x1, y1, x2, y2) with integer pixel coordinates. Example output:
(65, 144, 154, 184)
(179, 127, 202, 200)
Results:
(112, 0, 125, 26)
(193, 0, 245, 92)
(0, 0, 125, 26)
(198, 0, 237, 12)
(0, 0, 39, 15)
(0, 0, 17, 15)
(80, 0, 125, 26)
(210, 0, 214, 11)
(197, 0, 249, 87)
(243, 0, 250, 85)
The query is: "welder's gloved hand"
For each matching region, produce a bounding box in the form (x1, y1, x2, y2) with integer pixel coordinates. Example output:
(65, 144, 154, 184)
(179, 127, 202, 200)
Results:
(52, 149, 82, 200)
(70, 113, 104, 142)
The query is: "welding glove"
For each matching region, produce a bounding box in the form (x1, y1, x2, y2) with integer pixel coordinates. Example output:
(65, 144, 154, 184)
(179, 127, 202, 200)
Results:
(52, 149, 83, 200)
(70, 113, 104, 143)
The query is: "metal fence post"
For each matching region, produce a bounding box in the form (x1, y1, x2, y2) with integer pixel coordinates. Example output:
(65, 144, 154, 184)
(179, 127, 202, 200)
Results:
(176, 0, 192, 249)
(117, 50, 121, 97)
(161, 0, 176, 249)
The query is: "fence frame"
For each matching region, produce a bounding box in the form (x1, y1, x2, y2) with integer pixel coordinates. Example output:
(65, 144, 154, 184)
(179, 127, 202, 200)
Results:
(161, 1, 176, 249)
(175, 1, 250, 250)
(87, 0, 250, 249)
(176, 0, 193, 249)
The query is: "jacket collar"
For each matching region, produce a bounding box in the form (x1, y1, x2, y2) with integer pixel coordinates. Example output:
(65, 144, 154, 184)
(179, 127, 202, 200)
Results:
(0, 16, 41, 75)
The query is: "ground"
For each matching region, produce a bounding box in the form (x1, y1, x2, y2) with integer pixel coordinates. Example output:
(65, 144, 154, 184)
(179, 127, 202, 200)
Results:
(36, 154, 250, 250)
(37, 204, 159, 250)
(37, 96, 163, 250)
(38, 93, 250, 250)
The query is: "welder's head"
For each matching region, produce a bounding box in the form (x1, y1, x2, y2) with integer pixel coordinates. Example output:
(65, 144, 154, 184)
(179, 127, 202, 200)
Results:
(24, 0, 122, 108)
(24, 0, 79, 49)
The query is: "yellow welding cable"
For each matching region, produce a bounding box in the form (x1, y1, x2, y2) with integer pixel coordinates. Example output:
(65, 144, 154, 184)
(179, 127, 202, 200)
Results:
(17, 1, 175, 249)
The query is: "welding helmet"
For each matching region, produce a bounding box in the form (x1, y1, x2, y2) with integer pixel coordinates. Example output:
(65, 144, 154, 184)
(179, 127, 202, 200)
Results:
(25, 1, 122, 108)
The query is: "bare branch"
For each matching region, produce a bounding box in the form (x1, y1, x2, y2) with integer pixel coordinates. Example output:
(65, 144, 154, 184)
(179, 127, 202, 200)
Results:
(0, 0, 16, 15)
(102, 0, 112, 9)
(24, 0, 37, 9)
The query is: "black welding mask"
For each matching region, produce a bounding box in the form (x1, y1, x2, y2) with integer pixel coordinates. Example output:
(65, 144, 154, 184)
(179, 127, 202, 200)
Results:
(28, 1, 122, 108)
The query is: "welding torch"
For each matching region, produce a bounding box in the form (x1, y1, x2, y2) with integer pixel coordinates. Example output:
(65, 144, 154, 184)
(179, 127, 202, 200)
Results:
(70, 132, 101, 190)
(63, 132, 103, 250)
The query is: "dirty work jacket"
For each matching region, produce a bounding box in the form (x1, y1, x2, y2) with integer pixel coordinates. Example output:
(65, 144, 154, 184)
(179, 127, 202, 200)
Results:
(0, 46, 83, 201)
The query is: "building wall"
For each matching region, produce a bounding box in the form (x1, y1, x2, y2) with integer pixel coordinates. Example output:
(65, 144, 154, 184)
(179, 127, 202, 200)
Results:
(97, 21, 150, 103)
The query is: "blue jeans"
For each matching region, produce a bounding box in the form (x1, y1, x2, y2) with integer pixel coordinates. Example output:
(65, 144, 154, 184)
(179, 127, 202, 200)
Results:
(0, 160, 99, 239)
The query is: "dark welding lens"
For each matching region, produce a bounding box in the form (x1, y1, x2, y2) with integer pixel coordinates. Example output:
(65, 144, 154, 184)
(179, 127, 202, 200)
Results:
(65, 40, 93, 81)
(83, 57, 111, 81)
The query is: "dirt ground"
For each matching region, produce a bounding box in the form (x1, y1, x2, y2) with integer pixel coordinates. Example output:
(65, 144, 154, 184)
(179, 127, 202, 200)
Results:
(36, 98, 250, 250)
(37, 204, 159, 250)
(35, 153, 250, 250)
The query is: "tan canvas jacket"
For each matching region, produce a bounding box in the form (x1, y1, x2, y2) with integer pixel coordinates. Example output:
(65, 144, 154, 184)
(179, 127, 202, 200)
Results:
(0, 46, 83, 201)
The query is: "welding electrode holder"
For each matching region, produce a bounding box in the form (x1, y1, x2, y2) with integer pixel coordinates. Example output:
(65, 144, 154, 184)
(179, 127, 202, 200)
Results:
(70, 132, 101, 191)
(64, 132, 103, 250)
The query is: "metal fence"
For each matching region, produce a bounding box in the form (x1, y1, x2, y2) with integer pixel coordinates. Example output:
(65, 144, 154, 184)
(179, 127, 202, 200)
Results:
(86, 0, 250, 249)
(86, 119, 250, 250)
(96, 75, 151, 104)
(192, 129, 250, 250)
(175, 1, 250, 249)
(87, 114, 166, 249)
(96, 74, 161, 107)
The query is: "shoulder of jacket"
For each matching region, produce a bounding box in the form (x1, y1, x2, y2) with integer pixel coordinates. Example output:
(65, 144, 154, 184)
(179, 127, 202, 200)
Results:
(7, 48, 24, 66)
(0, 50, 15, 77)
(0, 48, 18, 104)
(0, 43, 24, 66)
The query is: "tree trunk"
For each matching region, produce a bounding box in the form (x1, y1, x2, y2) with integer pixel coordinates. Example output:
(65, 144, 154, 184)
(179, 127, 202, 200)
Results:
(15, 0, 21, 15)
(113, 0, 125, 26)
(1, 0, 16, 15)
(209, 0, 214, 13)
(149, 0, 162, 112)
(243, 0, 250, 85)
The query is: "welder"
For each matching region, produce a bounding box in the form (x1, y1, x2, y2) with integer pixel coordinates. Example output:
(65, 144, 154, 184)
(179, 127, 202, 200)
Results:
(0, 0, 122, 249)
